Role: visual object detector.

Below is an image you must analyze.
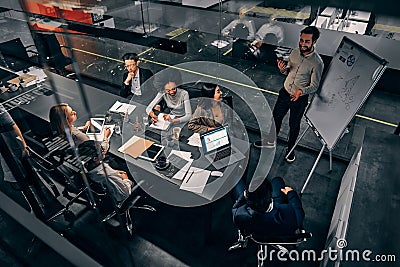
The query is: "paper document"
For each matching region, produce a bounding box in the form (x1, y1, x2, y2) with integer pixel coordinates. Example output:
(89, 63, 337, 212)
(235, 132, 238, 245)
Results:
(180, 167, 210, 194)
(118, 135, 140, 153)
(211, 40, 229, 49)
(8, 73, 36, 86)
(88, 124, 115, 141)
(187, 133, 202, 147)
(16, 67, 47, 85)
(149, 113, 174, 131)
(118, 135, 154, 158)
(109, 101, 136, 115)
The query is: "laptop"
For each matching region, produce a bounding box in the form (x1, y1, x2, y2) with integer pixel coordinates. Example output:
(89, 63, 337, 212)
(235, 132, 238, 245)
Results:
(86, 118, 105, 136)
(144, 127, 162, 143)
(200, 126, 245, 169)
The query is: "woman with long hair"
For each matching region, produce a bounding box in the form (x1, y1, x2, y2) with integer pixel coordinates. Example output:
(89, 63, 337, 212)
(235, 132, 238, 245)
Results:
(49, 103, 111, 155)
(188, 83, 228, 133)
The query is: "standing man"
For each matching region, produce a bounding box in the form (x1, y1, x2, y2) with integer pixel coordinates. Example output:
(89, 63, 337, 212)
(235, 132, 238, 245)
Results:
(120, 53, 155, 104)
(254, 26, 324, 163)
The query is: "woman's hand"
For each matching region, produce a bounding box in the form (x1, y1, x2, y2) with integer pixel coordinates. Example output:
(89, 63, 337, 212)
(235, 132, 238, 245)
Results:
(79, 121, 91, 132)
(117, 170, 129, 180)
(104, 127, 111, 138)
(163, 114, 171, 121)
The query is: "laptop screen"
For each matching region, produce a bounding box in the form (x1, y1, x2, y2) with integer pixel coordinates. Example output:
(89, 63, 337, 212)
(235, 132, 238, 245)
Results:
(201, 126, 230, 154)
(86, 118, 105, 134)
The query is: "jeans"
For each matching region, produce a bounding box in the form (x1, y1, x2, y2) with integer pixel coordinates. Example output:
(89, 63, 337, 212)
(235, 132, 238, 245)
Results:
(269, 88, 308, 151)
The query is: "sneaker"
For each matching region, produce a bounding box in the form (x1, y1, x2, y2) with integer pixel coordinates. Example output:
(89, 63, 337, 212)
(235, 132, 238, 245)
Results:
(253, 140, 276, 148)
(285, 149, 296, 163)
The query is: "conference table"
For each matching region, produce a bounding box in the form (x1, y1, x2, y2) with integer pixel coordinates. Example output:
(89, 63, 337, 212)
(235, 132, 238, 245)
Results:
(15, 70, 250, 207)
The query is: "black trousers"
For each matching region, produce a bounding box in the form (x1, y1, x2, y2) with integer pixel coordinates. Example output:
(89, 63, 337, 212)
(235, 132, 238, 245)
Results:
(269, 88, 308, 150)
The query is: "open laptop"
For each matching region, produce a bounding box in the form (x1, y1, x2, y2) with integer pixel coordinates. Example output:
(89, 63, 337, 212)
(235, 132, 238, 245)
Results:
(86, 118, 105, 136)
(200, 126, 245, 169)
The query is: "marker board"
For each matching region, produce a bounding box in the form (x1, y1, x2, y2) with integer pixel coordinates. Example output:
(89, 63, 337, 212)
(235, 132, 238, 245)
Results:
(305, 36, 387, 150)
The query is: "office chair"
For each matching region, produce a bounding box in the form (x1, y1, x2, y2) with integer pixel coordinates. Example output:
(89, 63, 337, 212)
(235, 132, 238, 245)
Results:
(77, 140, 156, 238)
(101, 179, 156, 237)
(0, 38, 39, 71)
(25, 144, 104, 224)
(231, 23, 251, 59)
(32, 32, 72, 75)
(228, 229, 312, 266)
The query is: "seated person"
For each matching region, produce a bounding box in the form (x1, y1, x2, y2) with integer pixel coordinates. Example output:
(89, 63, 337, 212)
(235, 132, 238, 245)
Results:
(251, 19, 284, 47)
(49, 103, 111, 156)
(146, 79, 192, 125)
(78, 141, 132, 202)
(232, 176, 305, 237)
(188, 83, 229, 133)
(120, 52, 155, 103)
(222, 7, 255, 41)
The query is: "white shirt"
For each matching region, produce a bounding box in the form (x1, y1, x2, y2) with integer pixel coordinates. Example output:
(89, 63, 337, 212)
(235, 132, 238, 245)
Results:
(130, 69, 141, 96)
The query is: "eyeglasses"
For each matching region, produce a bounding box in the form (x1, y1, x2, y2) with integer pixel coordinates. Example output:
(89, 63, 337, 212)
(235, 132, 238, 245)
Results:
(124, 64, 137, 69)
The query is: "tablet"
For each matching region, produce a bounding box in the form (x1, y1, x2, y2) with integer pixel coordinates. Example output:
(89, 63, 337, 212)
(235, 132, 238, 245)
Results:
(139, 143, 165, 162)
(86, 118, 105, 135)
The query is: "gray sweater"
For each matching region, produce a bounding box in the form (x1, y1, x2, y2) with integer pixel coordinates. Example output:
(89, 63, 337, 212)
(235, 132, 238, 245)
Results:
(146, 88, 192, 123)
(283, 48, 324, 95)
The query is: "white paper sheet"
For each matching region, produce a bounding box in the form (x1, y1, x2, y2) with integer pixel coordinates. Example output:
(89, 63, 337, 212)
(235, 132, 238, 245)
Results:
(88, 124, 115, 142)
(117, 135, 140, 153)
(187, 133, 202, 147)
(109, 101, 136, 115)
(149, 113, 173, 131)
(179, 167, 210, 194)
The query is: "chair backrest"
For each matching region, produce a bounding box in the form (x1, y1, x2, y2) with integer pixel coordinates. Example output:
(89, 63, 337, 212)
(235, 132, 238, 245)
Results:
(231, 23, 250, 40)
(20, 149, 65, 221)
(33, 33, 70, 69)
(0, 38, 32, 71)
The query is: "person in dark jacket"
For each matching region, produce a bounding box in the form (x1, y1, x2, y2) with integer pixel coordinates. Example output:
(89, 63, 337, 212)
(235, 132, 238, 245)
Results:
(232, 176, 305, 237)
(120, 53, 155, 104)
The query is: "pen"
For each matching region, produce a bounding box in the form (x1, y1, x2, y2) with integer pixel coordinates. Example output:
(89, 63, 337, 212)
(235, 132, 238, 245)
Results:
(115, 104, 123, 111)
(185, 171, 194, 183)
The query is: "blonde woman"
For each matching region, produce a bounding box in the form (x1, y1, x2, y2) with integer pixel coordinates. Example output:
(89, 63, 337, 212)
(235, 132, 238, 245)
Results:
(49, 103, 111, 155)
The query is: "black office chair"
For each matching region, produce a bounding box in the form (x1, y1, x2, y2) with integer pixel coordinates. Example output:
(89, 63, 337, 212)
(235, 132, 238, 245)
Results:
(25, 144, 104, 224)
(77, 140, 156, 238)
(0, 38, 39, 71)
(229, 229, 312, 266)
(32, 32, 72, 75)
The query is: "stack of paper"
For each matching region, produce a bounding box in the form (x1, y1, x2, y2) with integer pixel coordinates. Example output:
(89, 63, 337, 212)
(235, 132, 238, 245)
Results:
(109, 101, 136, 115)
(187, 133, 202, 147)
(149, 113, 173, 131)
(179, 167, 210, 194)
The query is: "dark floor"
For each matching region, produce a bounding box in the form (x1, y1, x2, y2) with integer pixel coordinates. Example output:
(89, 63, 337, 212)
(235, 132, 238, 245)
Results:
(0, 1, 399, 267)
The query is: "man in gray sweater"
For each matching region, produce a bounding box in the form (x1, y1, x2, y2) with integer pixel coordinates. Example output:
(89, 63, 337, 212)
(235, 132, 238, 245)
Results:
(254, 26, 324, 163)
